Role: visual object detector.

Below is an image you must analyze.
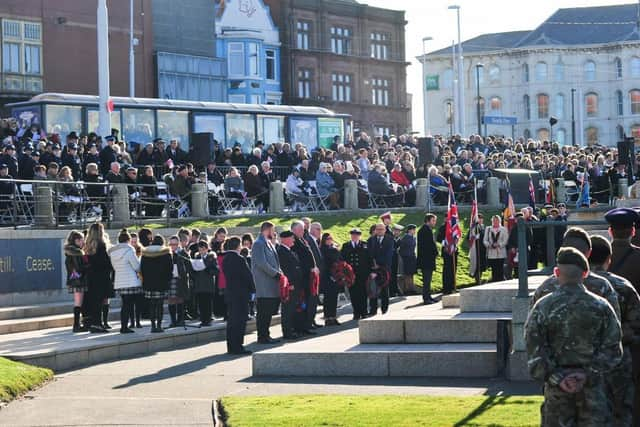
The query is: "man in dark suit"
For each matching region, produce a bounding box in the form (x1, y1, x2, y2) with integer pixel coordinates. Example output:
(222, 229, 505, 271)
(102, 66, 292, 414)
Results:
(222, 236, 255, 355)
(291, 220, 318, 335)
(99, 136, 117, 176)
(166, 139, 188, 165)
(302, 218, 323, 329)
(417, 213, 438, 304)
(340, 228, 371, 320)
(277, 230, 302, 340)
(367, 223, 394, 315)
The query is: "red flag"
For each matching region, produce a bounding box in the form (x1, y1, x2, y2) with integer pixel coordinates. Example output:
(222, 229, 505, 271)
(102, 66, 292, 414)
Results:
(445, 183, 461, 255)
(469, 198, 478, 245)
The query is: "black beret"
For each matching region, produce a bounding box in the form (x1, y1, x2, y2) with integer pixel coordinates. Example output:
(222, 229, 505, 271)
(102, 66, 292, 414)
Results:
(279, 230, 294, 238)
(605, 208, 639, 228)
(556, 247, 589, 271)
(0, 163, 7, 169)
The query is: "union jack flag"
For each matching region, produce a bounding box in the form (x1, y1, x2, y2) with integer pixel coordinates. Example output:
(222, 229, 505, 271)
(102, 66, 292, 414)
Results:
(445, 182, 461, 255)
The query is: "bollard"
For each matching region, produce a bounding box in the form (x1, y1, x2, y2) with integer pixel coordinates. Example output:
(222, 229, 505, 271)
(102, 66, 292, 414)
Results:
(270, 181, 285, 213)
(344, 179, 358, 211)
(34, 185, 54, 227)
(112, 183, 130, 223)
(486, 177, 499, 206)
(619, 178, 629, 199)
(191, 183, 207, 218)
(415, 178, 428, 208)
(555, 178, 565, 204)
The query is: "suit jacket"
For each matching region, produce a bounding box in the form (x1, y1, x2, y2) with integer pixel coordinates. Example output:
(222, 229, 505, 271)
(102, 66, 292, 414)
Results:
(367, 234, 394, 269)
(292, 236, 317, 288)
(340, 240, 371, 281)
(277, 244, 303, 290)
(483, 226, 508, 259)
(398, 234, 417, 275)
(417, 224, 437, 271)
(304, 232, 324, 272)
(222, 251, 254, 302)
(611, 239, 640, 295)
(251, 235, 281, 298)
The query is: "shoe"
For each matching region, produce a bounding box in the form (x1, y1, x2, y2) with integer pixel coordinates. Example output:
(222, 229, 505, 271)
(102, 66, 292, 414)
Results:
(352, 315, 360, 321)
(228, 348, 252, 355)
(151, 326, 164, 333)
(302, 329, 316, 335)
(128, 323, 135, 329)
(168, 322, 177, 329)
(332, 319, 341, 326)
(103, 322, 112, 330)
(89, 325, 108, 333)
(283, 334, 299, 341)
(257, 337, 280, 344)
(325, 319, 335, 326)
(199, 321, 212, 327)
(135, 322, 143, 329)
(120, 327, 135, 334)
(312, 322, 323, 328)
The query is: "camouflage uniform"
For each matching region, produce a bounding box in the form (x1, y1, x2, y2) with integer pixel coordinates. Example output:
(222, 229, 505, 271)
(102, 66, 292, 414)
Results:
(596, 269, 640, 427)
(526, 283, 623, 427)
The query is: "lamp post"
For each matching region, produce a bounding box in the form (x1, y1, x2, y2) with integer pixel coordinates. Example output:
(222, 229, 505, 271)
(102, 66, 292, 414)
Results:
(129, 0, 135, 98)
(449, 5, 464, 136)
(571, 88, 576, 145)
(475, 63, 483, 136)
(97, 0, 111, 137)
(421, 36, 433, 136)
(447, 101, 453, 136)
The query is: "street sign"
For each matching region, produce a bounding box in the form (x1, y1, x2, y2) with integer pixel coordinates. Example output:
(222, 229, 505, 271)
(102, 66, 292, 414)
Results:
(483, 116, 517, 125)
(426, 75, 439, 91)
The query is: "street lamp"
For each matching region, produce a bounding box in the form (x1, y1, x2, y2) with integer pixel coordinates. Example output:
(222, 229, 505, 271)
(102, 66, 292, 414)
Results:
(475, 63, 483, 136)
(447, 101, 454, 136)
(448, 5, 464, 136)
(422, 36, 433, 136)
(571, 88, 576, 145)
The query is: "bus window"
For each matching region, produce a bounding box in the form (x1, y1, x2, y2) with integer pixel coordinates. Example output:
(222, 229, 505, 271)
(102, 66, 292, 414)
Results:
(194, 114, 225, 148)
(45, 105, 82, 143)
(226, 113, 255, 153)
(257, 115, 285, 146)
(289, 117, 318, 151)
(88, 109, 121, 136)
(122, 108, 155, 145)
(157, 110, 189, 151)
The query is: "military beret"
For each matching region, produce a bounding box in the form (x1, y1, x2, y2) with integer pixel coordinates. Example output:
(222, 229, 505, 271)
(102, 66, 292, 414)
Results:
(605, 208, 639, 228)
(279, 230, 294, 238)
(5, 145, 15, 150)
(126, 167, 137, 173)
(105, 136, 115, 142)
(556, 247, 589, 271)
(349, 228, 362, 235)
(406, 224, 417, 231)
(0, 163, 7, 169)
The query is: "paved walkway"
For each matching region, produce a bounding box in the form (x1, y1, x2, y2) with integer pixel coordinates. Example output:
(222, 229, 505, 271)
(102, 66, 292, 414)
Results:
(1, 296, 540, 426)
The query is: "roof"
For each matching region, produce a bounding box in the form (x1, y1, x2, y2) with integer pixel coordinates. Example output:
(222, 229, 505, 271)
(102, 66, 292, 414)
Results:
(427, 3, 640, 57)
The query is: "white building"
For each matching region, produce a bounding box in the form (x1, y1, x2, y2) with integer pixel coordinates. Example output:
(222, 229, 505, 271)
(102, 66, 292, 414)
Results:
(419, 3, 640, 146)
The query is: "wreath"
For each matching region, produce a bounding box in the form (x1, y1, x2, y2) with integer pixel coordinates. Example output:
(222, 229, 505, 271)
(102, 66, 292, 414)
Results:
(331, 260, 356, 288)
(366, 266, 391, 299)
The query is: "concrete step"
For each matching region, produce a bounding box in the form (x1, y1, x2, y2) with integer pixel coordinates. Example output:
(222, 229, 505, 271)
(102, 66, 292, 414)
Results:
(358, 311, 508, 344)
(252, 330, 497, 378)
(459, 278, 544, 312)
(0, 300, 121, 321)
(441, 293, 459, 308)
(0, 309, 121, 335)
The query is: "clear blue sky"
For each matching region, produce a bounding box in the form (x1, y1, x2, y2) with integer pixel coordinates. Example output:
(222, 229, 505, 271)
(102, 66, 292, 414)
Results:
(362, 0, 632, 132)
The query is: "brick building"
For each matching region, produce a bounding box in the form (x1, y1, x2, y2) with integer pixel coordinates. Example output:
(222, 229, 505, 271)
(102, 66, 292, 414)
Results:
(264, 0, 410, 138)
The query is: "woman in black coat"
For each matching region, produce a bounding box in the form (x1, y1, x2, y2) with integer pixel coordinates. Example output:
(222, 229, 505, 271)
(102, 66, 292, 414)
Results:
(84, 223, 114, 333)
(191, 240, 219, 327)
(320, 233, 342, 326)
(168, 235, 191, 328)
(65, 230, 89, 332)
(140, 235, 173, 332)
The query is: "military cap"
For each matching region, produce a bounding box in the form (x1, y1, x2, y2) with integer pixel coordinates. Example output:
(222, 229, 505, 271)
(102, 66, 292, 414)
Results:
(544, 204, 553, 209)
(126, 166, 137, 173)
(279, 230, 294, 238)
(23, 144, 33, 151)
(349, 228, 362, 235)
(31, 151, 40, 157)
(557, 203, 566, 208)
(105, 135, 115, 142)
(88, 143, 97, 149)
(392, 224, 405, 231)
(67, 143, 78, 150)
(556, 247, 589, 271)
(406, 224, 417, 231)
(605, 208, 639, 229)
(0, 163, 7, 169)
(380, 211, 392, 221)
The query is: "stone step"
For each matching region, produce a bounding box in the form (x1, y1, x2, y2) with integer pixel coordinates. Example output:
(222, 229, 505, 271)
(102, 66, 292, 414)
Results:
(459, 278, 543, 312)
(252, 330, 497, 378)
(441, 293, 460, 308)
(0, 309, 121, 335)
(358, 312, 508, 344)
(0, 300, 121, 321)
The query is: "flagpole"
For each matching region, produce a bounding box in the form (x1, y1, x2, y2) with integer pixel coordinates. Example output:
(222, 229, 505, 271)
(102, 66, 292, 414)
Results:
(474, 177, 480, 286)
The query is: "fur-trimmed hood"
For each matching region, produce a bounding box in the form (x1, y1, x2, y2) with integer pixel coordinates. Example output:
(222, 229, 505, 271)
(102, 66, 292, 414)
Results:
(141, 245, 171, 258)
(64, 244, 84, 257)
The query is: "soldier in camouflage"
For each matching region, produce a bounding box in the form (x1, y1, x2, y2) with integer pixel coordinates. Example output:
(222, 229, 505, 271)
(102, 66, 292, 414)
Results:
(590, 235, 640, 427)
(526, 247, 623, 427)
(530, 227, 621, 320)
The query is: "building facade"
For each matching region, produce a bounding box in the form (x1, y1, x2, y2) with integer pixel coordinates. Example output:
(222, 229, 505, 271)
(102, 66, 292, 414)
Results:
(420, 3, 640, 146)
(215, 0, 282, 104)
(264, 0, 410, 137)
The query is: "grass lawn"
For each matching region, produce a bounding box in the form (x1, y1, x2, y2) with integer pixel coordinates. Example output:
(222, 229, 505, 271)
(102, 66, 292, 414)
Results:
(221, 395, 543, 427)
(0, 357, 53, 403)
(147, 208, 500, 294)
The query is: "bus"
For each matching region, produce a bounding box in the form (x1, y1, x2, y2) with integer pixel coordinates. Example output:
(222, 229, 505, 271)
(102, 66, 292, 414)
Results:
(8, 93, 351, 153)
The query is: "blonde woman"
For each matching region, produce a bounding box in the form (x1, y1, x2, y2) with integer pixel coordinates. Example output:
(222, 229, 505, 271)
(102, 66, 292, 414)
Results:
(84, 223, 114, 333)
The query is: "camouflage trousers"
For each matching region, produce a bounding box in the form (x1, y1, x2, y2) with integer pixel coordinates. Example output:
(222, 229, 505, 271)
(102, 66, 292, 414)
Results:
(543, 377, 611, 427)
(607, 356, 634, 427)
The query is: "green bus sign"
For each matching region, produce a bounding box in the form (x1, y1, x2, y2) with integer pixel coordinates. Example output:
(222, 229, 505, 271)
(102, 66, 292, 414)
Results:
(318, 118, 344, 148)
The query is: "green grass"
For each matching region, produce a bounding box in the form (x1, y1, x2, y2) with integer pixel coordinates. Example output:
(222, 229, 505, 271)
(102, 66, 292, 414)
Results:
(221, 395, 543, 427)
(145, 208, 499, 293)
(0, 357, 53, 402)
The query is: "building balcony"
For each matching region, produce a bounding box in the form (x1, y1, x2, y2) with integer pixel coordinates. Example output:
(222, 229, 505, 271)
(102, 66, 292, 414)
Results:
(0, 73, 43, 96)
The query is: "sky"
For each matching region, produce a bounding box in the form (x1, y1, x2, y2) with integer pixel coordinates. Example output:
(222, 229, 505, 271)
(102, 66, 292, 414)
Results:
(361, 0, 633, 132)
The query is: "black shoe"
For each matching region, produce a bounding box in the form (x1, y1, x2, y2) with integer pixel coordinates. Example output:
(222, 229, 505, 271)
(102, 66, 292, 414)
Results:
(103, 322, 112, 330)
(302, 329, 316, 335)
(312, 322, 323, 328)
(120, 327, 135, 334)
(128, 323, 135, 329)
(283, 334, 299, 341)
(135, 322, 143, 328)
(228, 348, 252, 355)
(89, 325, 108, 333)
(332, 319, 341, 326)
(257, 337, 280, 344)
(151, 326, 164, 333)
(199, 321, 212, 327)
(168, 322, 177, 329)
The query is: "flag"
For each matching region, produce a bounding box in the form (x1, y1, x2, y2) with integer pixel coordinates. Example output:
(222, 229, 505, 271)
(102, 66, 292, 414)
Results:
(528, 175, 536, 209)
(577, 171, 590, 208)
(469, 180, 480, 277)
(545, 178, 554, 205)
(445, 182, 461, 255)
(503, 182, 516, 231)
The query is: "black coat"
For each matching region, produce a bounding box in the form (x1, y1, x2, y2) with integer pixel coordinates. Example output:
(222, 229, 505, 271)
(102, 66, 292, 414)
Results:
(86, 242, 114, 299)
(99, 145, 117, 175)
(222, 251, 254, 302)
(320, 245, 341, 292)
(399, 234, 417, 275)
(171, 248, 191, 298)
(64, 244, 88, 289)
(367, 234, 394, 269)
(340, 240, 371, 281)
(417, 224, 438, 271)
(277, 244, 303, 290)
(191, 251, 218, 294)
(292, 236, 317, 288)
(140, 245, 172, 292)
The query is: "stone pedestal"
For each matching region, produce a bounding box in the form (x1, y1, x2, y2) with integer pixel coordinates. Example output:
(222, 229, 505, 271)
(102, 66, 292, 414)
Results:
(34, 185, 54, 227)
(112, 184, 130, 223)
(619, 178, 629, 199)
(415, 178, 428, 209)
(508, 296, 532, 381)
(191, 183, 207, 218)
(555, 178, 566, 204)
(344, 179, 358, 211)
(486, 177, 499, 206)
(269, 181, 285, 213)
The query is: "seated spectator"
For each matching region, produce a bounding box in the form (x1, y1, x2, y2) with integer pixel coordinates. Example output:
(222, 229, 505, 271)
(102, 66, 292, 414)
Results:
(166, 139, 187, 165)
(230, 146, 246, 166)
(137, 143, 155, 166)
(206, 161, 224, 186)
(259, 161, 275, 189)
(105, 162, 123, 183)
(285, 168, 304, 195)
(429, 165, 449, 205)
(367, 164, 395, 195)
(390, 163, 411, 187)
(315, 162, 339, 209)
(244, 165, 269, 212)
(224, 167, 245, 203)
(139, 165, 162, 217)
(299, 159, 314, 182)
(247, 148, 263, 168)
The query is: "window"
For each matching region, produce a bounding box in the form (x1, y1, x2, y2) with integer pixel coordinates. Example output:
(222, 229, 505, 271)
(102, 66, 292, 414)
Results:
(331, 73, 351, 102)
(537, 94, 549, 119)
(557, 129, 566, 145)
(88, 110, 121, 136)
(585, 126, 599, 145)
(442, 68, 453, 89)
(228, 42, 244, 76)
(585, 92, 598, 117)
(523, 95, 531, 120)
(632, 124, 640, 138)
(289, 118, 317, 150)
(265, 49, 275, 80)
(157, 110, 189, 150)
(616, 90, 624, 116)
(2, 42, 19, 73)
(554, 93, 564, 119)
(1, 19, 42, 76)
(157, 52, 226, 102)
(372, 78, 390, 106)
(330, 27, 351, 55)
(488, 96, 502, 115)
(45, 105, 82, 143)
(296, 21, 310, 50)
(298, 69, 311, 99)
(250, 94, 261, 104)
(554, 61, 564, 81)
(522, 63, 529, 83)
(631, 90, 640, 115)
(24, 44, 40, 74)
(489, 65, 500, 84)
(535, 62, 547, 82)
(226, 113, 256, 153)
(615, 58, 623, 78)
(194, 114, 226, 147)
(248, 43, 259, 76)
(375, 127, 391, 137)
(370, 32, 389, 60)
(228, 94, 245, 103)
(631, 57, 640, 78)
(122, 108, 155, 145)
(257, 115, 285, 145)
(537, 128, 550, 141)
(584, 60, 596, 81)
